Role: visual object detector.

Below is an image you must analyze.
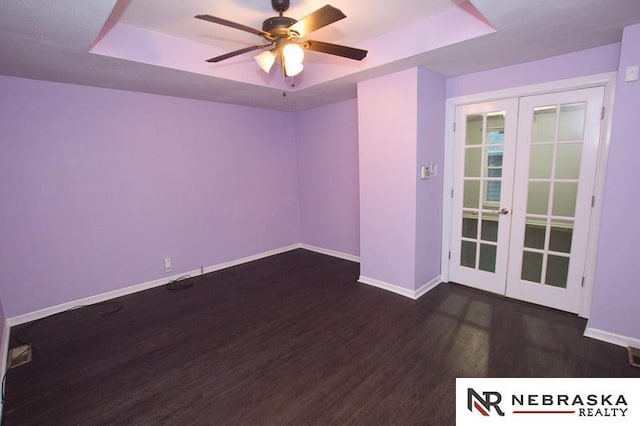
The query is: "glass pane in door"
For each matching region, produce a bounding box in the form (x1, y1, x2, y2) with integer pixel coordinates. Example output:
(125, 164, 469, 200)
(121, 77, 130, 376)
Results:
(463, 180, 480, 209)
(479, 244, 497, 273)
(552, 182, 578, 217)
(532, 106, 557, 142)
(481, 212, 499, 242)
(526, 182, 550, 215)
(558, 103, 586, 141)
(524, 219, 546, 249)
(461, 241, 476, 268)
(462, 217, 478, 239)
(529, 144, 554, 178)
(466, 115, 483, 145)
(549, 220, 574, 253)
(521, 251, 543, 283)
(545, 255, 570, 287)
(465, 148, 482, 177)
(555, 144, 582, 179)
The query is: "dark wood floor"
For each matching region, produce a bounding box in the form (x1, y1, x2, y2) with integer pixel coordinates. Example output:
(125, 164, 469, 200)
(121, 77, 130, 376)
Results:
(3, 249, 638, 425)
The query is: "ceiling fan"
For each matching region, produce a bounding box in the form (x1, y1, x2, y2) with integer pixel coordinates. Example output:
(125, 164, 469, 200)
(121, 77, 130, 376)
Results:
(195, 0, 368, 78)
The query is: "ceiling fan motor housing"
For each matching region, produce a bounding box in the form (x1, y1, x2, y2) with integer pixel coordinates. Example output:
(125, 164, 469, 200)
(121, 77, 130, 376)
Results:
(271, 0, 290, 13)
(262, 16, 297, 37)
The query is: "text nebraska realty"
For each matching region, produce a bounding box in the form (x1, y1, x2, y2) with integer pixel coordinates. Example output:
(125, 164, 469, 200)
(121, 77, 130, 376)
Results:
(512, 392, 629, 417)
(469, 388, 630, 417)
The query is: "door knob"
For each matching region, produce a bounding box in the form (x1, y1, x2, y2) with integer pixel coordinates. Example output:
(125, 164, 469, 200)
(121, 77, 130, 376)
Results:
(499, 208, 510, 215)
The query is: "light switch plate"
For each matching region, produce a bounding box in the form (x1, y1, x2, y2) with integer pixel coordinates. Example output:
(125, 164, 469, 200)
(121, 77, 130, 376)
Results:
(624, 65, 639, 82)
(420, 163, 438, 179)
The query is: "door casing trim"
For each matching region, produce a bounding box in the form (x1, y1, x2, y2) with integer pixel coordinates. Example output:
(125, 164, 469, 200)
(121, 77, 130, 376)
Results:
(441, 72, 617, 318)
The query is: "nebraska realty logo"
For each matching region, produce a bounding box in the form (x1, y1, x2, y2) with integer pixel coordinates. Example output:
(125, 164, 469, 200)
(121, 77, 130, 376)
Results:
(467, 388, 505, 416)
(456, 378, 640, 425)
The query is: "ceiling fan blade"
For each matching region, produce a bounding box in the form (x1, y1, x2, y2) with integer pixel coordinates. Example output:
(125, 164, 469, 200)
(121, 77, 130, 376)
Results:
(206, 44, 273, 63)
(288, 5, 346, 37)
(195, 14, 270, 37)
(304, 40, 368, 61)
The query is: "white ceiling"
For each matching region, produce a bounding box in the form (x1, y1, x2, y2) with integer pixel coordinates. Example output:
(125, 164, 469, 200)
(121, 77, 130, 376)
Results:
(1, 0, 640, 111)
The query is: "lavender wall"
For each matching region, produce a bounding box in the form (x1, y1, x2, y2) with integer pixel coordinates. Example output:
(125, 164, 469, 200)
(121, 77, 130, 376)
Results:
(415, 68, 446, 286)
(0, 76, 300, 318)
(358, 68, 446, 291)
(295, 99, 360, 256)
(358, 69, 420, 289)
(589, 23, 640, 340)
(446, 43, 620, 98)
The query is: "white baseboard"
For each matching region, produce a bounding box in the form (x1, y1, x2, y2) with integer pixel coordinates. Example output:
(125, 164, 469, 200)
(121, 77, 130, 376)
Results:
(299, 244, 360, 263)
(358, 275, 442, 300)
(415, 276, 443, 299)
(7, 244, 301, 327)
(359, 276, 415, 299)
(584, 324, 640, 349)
(199, 244, 301, 275)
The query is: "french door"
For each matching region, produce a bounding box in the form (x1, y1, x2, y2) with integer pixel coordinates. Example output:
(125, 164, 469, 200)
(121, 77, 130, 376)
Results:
(449, 99, 518, 295)
(449, 86, 605, 313)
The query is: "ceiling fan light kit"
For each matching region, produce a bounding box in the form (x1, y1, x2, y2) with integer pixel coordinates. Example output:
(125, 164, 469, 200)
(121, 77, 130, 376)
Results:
(195, 0, 367, 83)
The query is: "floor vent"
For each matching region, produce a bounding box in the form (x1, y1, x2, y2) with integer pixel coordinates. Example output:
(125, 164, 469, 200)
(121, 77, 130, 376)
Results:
(629, 347, 640, 368)
(8, 345, 32, 368)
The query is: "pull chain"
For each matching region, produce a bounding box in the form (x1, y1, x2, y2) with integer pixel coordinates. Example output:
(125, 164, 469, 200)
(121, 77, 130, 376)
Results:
(282, 68, 286, 97)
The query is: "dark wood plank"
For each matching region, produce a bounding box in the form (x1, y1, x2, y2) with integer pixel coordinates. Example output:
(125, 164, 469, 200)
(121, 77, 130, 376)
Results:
(3, 249, 638, 424)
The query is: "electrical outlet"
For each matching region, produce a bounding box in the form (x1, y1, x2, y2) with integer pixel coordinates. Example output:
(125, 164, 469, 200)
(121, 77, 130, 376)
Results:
(624, 65, 639, 82)
(164, 257, 172, 272)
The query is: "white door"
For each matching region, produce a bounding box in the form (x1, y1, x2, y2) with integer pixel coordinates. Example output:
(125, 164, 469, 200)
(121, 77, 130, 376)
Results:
(449, 99, 519, 294)
(449, 87, 605, 313)
(506, 87, 605, 313)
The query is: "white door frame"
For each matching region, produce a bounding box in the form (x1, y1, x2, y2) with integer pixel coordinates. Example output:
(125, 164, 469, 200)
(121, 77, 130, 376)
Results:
(440, 72, 617, 318)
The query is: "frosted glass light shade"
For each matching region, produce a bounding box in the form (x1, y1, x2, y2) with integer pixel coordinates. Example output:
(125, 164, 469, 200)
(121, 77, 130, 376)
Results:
(283, 43, 304, 77)
(284, 61, 304, 77)
(255, 50, 276, 73)
(283, 43, 304, 63)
